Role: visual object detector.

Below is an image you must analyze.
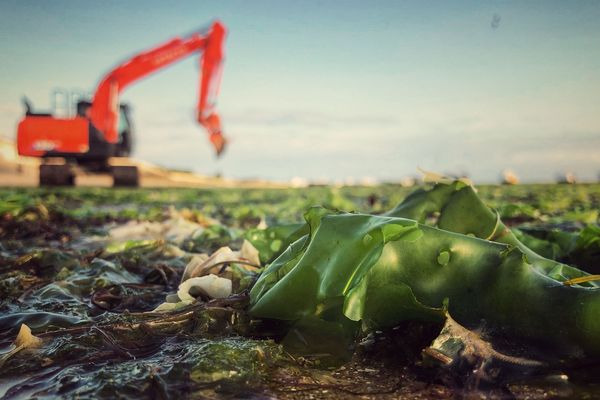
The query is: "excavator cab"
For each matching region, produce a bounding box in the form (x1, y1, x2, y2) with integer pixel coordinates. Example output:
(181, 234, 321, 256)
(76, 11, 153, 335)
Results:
(72, 100, 138, 187)
(76, 100, 133, 157)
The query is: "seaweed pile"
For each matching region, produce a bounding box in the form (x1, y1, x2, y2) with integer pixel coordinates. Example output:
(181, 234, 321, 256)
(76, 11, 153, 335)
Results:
(1, 182, 599, 399)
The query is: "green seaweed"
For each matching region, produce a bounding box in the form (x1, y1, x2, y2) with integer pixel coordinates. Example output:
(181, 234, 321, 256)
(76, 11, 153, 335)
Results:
(250, 181, 600, 361)
(2, 183, 600, 398)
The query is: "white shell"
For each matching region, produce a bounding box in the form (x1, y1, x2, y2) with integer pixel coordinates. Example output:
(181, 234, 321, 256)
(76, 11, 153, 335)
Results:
(177, 274, 232, 302)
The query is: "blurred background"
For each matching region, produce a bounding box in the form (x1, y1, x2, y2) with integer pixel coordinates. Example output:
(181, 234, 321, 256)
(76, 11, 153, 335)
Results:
(1, 0, 599, 185)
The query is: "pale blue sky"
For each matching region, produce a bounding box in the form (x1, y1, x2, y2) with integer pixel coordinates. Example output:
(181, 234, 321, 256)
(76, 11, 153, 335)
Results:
(1, 1, 599, 182)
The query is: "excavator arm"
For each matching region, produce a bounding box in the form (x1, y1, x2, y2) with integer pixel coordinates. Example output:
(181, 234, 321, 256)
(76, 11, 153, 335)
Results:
(89, 21, 227, 156)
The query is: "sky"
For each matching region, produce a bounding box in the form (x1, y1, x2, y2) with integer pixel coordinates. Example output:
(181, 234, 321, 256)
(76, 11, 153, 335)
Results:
(1, 0, 599, 183)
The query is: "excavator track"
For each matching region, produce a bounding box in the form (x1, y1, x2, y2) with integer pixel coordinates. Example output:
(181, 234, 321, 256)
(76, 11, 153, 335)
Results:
(112, 165, 139, 187)
(39, 161, 75, 186)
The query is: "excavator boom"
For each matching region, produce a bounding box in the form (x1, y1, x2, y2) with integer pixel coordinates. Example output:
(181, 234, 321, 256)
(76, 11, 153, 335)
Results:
(90, 21, 227, 154)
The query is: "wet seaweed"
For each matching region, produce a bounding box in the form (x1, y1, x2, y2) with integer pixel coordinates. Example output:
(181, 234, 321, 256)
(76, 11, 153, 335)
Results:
(1, 184, 599, 399)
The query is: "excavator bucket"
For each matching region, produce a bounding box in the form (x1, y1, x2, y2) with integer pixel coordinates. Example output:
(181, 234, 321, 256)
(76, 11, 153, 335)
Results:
(199, 112, 227, 156)
(210, 132, 227, 156)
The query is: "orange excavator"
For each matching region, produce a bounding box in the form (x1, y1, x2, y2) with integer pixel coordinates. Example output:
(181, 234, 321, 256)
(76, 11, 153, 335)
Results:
(16, 21, 227, 186)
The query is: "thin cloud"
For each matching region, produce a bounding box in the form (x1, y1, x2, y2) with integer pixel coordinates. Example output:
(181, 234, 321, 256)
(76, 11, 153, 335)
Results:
(224, 109, 399, 129)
